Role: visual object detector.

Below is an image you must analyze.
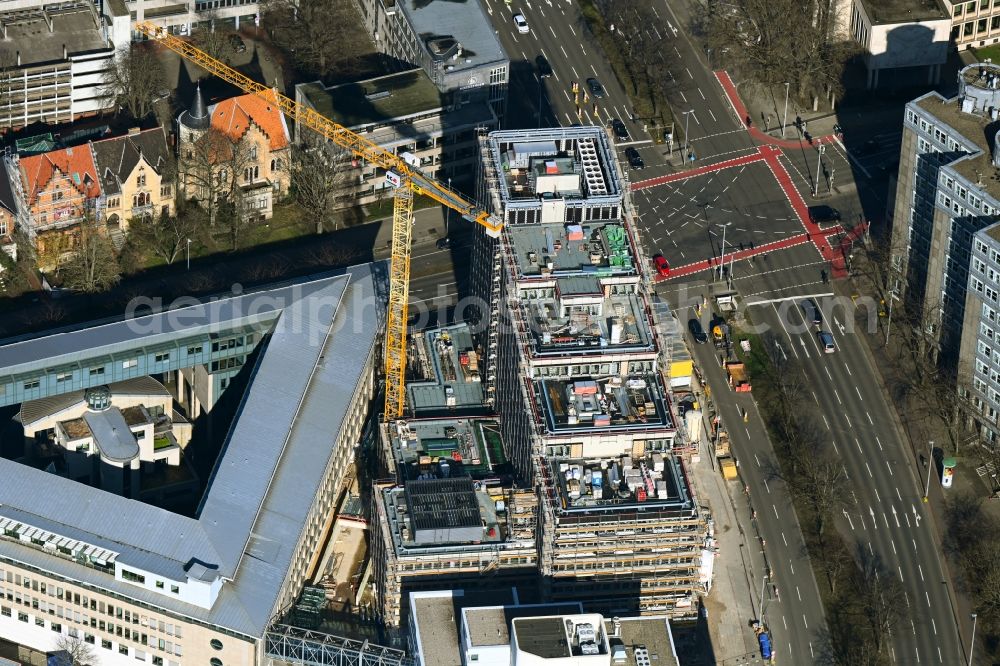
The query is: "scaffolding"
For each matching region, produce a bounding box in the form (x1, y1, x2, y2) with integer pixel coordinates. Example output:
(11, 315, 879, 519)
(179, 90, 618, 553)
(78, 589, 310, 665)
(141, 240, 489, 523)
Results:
(265, 624, 410, 666)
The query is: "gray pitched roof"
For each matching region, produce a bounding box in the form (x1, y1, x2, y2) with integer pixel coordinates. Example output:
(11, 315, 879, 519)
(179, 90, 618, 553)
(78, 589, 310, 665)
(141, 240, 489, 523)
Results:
(91, 128, 172, 198)
(0, 264, 385, 638)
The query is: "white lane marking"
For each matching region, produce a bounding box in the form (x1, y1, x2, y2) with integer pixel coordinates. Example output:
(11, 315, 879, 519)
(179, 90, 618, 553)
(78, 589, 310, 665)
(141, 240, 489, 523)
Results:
(549, 25, 557, 38)
(896, 487, 903, 501)
(686, 66, 693, 79)
(708, 108, 717, 122)
(867, 411, 873, 425)
(856, 385, 863, 400)
(886, 460, 894, 476)
(865, 462, 873, 478)
(918, 564, 924, 581)
(834, 389, 842, 405)
(773, 504, 779, 519)
(698, 87, 705, 100)
(844, 362, 852, 376)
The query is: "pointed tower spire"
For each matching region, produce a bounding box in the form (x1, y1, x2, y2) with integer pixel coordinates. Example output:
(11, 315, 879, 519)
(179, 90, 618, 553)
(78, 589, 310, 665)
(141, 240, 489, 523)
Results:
(180, 83, 210, 131)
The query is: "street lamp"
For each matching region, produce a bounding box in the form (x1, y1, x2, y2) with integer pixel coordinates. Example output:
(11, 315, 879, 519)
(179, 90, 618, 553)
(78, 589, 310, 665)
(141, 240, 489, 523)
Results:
(969, 613, 978, 666)
(536, 72, 550, 129)
(717, 222, 733, 282)
(682, 110, 695, 161)
(813, 143, 826, 196)
(923, 440, 934, 503)
(186, 238, 192, 271)
(781, 82, 790, 139)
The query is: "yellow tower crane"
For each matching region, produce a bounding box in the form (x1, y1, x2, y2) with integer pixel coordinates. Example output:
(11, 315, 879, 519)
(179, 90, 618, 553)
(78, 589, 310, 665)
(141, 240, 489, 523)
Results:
(136, 23, 502, 421)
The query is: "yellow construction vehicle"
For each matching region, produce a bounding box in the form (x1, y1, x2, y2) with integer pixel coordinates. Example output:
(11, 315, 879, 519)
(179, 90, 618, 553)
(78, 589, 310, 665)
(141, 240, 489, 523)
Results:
(136, 23, 503, 421)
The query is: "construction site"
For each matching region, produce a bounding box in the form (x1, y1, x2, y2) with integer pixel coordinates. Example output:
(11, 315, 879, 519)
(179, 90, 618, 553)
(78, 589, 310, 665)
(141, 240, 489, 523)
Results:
(466, 126, 711, 619)
(370, 415, 537, 627)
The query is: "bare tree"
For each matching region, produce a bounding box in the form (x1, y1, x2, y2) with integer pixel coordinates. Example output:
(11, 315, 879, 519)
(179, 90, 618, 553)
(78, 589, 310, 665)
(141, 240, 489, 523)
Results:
(181, 128, 255, 229)
(102, 44, 165, 121)
(54, 632, 96, 665)
(854, 548, 905, 658)
(292, 130, 353, 234)
(128, 209, 206, 265)
(702, 0, 860, 106)
(191, 15, 233, 63)
(58, 218, 121, 293)
(260, 0, 358, 78)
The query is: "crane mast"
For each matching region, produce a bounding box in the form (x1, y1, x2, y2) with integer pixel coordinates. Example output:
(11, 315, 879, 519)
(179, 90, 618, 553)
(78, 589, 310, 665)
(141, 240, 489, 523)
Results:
(136, 23, 502, 420)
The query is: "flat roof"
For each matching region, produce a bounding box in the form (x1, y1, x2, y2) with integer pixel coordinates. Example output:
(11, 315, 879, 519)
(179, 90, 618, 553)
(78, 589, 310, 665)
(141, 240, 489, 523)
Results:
(514, 617, 572, 659)
(462, 603, 583, 648)
(0, 5, 110, 67)
(507, 222, 637, 278)
(382, 480, 509, 550)
(389, 418, 510, 478)
(486, 127, 623, 206)
(913, 91, 1000, 204)
(410, 590, 518, 666)
(606, 617, 679, 666)
(407, 324, 487, 415)
(858, 0, 946, 24)
(0, 264, 383, 638)
(297, 69, 442, 128)
(549, 453, 692, 511)
(521, 290, 654, 356)
(396, 0, 507, 73)
(536, 374, 673, 433)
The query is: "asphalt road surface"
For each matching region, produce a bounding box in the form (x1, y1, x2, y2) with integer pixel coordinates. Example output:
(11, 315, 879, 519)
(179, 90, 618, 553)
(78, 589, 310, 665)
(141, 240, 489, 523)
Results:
(486, 0, 967, 662)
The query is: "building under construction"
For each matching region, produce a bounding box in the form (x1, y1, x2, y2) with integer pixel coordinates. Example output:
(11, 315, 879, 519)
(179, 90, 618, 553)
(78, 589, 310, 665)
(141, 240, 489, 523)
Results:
(471, 127, 711, 618)
(371, 414, 537, 627)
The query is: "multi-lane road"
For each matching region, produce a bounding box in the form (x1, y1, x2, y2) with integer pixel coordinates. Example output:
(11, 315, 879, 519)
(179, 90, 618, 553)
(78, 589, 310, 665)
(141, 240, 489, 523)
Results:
(481, 0, 968, 662)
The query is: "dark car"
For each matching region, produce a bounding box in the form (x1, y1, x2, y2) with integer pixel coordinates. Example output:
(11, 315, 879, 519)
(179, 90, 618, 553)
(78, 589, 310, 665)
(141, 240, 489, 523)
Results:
(535, 54, 553, 77)
(611, 118, 629, 141)
(436, 237, 451, 250)
(625, 147, 644, 169)
(229, 34, 247, 53)
(808, 205, 841, 224)
(586, 77, 605, 98)
(688, 318, 708, 344)
(800, 299, 822, 326)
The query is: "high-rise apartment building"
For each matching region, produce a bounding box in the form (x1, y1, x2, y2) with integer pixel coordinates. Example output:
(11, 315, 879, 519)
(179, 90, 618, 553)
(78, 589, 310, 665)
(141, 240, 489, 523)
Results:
(472, 127, 710, 617)
(890, 63, 1000, 363)
(959, 224, 1000, 445)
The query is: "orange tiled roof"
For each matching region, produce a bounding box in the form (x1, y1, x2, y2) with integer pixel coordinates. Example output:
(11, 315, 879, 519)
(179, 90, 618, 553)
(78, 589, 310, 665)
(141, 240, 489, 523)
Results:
(211, 93, 290, 152)
(19, 145, 100, 206)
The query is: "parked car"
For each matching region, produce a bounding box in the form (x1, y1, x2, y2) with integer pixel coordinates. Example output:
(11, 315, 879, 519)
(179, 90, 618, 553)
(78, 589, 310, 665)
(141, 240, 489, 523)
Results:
(688, 318, 708, 344)
(436, 237, 451, 250)
(808, 205, 841, 224)
(625, 147, 644, 169)
(652, 254, 670, 277)
(586, 77, 605, 98)
(229, 35, 247, 53)
(513, 12, 529, 33)
(800, 299, 822, 326)
(818, 330, 836, 353)
(611, 118, 629, 141)
(535, 54, 553, 77)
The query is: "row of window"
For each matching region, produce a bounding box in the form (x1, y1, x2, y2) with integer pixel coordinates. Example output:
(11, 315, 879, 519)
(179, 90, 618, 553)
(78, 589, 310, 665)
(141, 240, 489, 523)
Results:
(17, 336, 253, 392)
(955, 0, 1000, 17)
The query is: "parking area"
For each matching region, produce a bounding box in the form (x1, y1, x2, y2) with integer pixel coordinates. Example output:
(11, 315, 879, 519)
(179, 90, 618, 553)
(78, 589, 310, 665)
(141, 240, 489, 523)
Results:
(632, 159, 802, 268)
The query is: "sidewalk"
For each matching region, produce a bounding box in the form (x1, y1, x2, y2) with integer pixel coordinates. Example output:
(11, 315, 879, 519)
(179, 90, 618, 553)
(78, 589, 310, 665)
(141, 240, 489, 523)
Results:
(715, 72, 842, 146)
(689, 447, 765, 663)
